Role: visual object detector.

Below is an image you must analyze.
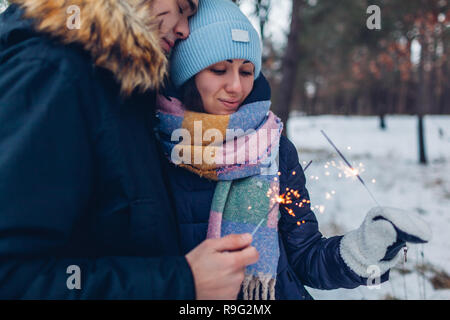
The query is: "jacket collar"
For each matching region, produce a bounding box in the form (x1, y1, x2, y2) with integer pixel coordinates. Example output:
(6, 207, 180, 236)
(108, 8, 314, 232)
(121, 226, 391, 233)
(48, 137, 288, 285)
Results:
(11, 0, 167, 96)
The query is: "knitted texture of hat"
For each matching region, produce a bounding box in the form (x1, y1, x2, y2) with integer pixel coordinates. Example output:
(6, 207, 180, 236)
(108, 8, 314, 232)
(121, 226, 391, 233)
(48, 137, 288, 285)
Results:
(170, 0, 262, 88)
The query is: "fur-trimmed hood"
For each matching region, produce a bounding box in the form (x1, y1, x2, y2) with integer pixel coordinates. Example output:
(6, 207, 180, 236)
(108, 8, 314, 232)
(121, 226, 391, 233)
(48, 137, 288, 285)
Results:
(11, 0, 167, 96)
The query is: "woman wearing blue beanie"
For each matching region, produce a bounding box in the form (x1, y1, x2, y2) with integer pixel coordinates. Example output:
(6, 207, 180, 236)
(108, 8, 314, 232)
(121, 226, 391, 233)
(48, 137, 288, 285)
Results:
(156, 0, 431, 300)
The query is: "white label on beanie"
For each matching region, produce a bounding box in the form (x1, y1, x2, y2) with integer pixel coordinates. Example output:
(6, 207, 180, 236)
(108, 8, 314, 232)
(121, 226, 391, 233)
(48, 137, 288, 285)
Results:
(232, 29, 250, 42)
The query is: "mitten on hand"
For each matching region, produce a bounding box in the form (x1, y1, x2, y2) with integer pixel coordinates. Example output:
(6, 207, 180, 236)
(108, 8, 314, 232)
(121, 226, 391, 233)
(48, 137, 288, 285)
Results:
(339, 207, 432, 278)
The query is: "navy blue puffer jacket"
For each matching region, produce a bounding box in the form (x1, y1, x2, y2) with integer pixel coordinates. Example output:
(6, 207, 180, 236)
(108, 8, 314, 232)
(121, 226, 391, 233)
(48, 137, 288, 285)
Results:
(161, 75, 388, 300)
(0, 4, 194, 299)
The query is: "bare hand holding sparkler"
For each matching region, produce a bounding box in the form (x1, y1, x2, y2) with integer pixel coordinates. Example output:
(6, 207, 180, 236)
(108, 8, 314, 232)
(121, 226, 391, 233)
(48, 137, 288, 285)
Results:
(186, 233, 258, 299)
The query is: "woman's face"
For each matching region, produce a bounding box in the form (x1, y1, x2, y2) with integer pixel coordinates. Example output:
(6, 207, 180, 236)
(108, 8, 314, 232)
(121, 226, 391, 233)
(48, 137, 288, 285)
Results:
(194, 59, 255, 115)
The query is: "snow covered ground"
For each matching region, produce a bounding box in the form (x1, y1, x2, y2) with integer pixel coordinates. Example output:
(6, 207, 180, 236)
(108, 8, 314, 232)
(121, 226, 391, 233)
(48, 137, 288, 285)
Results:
(287, 115, 450, 300)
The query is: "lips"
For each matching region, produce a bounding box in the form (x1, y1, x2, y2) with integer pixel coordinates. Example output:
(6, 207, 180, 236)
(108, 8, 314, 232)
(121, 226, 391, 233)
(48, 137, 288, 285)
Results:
(162, 38, 174, 53)
(219, 99, 240, 110)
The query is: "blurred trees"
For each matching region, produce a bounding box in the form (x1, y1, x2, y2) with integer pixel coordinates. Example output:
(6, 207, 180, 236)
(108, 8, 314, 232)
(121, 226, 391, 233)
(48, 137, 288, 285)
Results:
(238, 0, 449, 118)
(276, 0, 305, 129)
(3, 0, 447, 120)
(253, 0, 271, 43)
(235, 0, 448, 163)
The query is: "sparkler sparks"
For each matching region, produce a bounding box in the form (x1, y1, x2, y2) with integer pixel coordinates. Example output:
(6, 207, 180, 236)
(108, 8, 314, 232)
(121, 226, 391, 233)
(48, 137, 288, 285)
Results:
(336, 161, 365, 179)
(320, 130, 380, 207)
(251, 163, 313, 236)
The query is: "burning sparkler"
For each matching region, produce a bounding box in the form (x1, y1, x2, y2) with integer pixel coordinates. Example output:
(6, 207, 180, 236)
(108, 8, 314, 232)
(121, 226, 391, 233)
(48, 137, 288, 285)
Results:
(320, 130, 380, 207)
(251, 162, 313, 236)
(320, 130, 411, 277)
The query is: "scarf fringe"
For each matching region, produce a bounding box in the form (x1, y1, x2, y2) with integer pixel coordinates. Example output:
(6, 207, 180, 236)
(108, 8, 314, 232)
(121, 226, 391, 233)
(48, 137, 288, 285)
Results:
(242, 273, 276, 300)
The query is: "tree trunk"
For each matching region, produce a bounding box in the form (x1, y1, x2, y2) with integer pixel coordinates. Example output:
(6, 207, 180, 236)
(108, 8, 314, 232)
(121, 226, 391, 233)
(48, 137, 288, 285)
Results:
(254, 0, 271, 44)
(397, 80, 407, 114)
(417, 30, 428, 165)
(275, 0, 304, 134)
(418, 114, 427, 164)
(379, 114, 386, 130)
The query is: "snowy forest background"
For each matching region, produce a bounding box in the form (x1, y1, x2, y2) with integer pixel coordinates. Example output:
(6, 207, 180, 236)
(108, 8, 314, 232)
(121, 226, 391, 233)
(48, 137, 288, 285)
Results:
(1, 0, 449, 300)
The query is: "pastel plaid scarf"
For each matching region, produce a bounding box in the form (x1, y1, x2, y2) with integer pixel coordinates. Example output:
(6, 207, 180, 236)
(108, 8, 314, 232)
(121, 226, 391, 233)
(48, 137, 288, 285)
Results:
(156, 94, 283, 300)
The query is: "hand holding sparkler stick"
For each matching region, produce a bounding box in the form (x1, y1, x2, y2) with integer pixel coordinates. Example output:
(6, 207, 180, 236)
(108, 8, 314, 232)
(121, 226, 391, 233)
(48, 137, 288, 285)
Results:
(320, 130, 433, 270)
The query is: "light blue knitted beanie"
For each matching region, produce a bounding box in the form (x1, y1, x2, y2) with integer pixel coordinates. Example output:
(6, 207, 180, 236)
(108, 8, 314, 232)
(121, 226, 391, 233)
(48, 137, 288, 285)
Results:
(170, 0, 262, 88)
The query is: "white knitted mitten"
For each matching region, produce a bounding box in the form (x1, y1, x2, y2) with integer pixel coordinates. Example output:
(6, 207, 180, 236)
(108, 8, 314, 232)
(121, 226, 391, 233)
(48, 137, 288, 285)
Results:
(340, 207, 431, 278)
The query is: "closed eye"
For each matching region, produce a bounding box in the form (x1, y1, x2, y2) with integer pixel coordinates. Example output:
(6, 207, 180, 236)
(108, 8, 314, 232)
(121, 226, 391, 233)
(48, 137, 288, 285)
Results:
(210, 69, 226, 75)
(241, 71, 253, 77)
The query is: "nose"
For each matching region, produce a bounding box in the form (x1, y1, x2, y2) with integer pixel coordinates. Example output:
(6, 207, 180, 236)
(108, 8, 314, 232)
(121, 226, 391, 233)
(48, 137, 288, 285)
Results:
(174, 17, 190, 40)
(225, 70, 243, 94)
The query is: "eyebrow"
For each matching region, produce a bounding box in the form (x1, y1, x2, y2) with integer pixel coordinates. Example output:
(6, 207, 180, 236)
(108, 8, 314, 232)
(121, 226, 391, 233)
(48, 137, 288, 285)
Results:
(226, 60, 252, 64)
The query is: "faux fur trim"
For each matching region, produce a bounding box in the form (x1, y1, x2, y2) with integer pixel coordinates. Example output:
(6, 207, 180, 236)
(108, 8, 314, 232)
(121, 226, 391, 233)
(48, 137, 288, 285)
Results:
(11, 0, 167, 96)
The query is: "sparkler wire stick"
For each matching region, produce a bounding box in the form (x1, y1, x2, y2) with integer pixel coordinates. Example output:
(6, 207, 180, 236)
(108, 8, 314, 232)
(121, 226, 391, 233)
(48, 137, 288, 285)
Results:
(303, 160, 313, 171)
(251, 210, 269, 237)
(320, 130, 381, 207)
